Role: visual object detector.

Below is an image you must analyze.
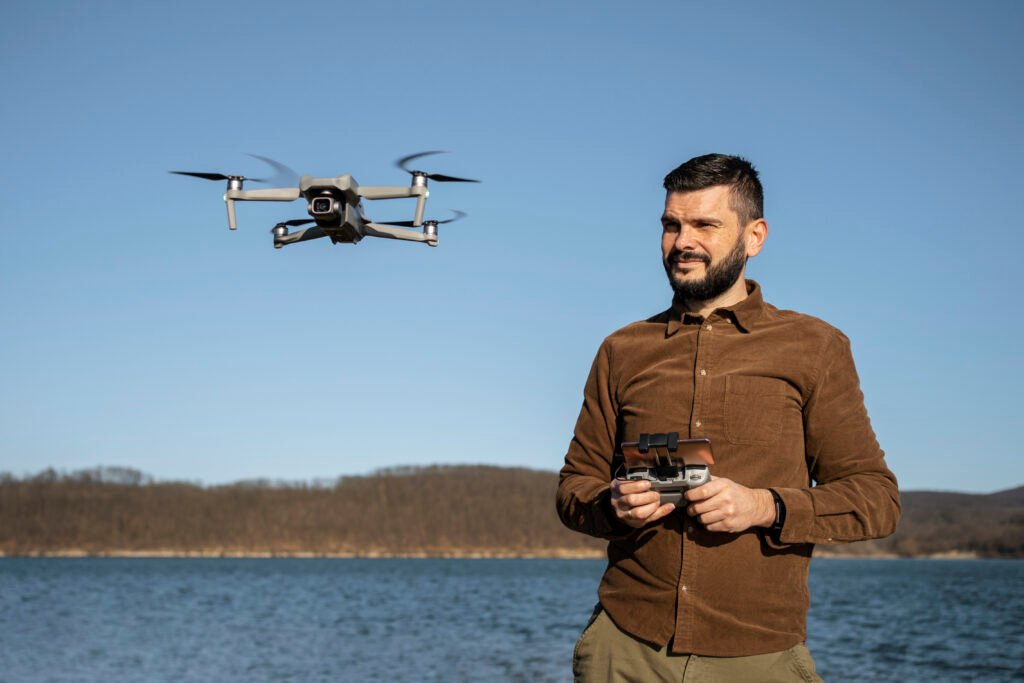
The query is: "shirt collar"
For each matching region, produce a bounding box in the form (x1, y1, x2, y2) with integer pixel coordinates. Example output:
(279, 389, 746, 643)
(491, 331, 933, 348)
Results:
(665, 279, 766, 337)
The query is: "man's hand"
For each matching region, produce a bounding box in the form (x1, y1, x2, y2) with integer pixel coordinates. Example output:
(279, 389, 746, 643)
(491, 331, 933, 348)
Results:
(610, 478, 676, 528)
(684, 477, 775, 533)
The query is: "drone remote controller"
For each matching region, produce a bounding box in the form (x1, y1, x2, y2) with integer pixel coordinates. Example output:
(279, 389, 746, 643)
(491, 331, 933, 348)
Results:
(616, 433, 715, 506)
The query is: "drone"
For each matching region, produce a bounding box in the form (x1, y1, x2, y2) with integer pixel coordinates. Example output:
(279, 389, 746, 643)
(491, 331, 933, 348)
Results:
(170, 151, 478, 249)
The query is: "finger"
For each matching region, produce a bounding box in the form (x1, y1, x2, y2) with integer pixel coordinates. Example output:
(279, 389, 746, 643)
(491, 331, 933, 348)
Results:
(621, 491, 662, 509)
(613, 479, 652, 495)
(687, 499, 717, 517)
(687, 488, 734, 516)
(628, 499, 664, 522)
(698, 509, 728, 526)
(645, 502, 676, 524)
(618, 505, 648, 527)
(688, 501, 720, 518)
(613, 493, 656, 516)
(683, 478, 729, 503)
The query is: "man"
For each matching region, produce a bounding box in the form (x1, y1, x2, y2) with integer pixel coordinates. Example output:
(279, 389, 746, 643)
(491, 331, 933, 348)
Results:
(557, 154, 899, 682)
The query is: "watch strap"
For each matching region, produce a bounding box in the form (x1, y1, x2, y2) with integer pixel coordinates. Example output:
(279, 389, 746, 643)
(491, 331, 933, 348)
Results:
(768, 488, 786, 533)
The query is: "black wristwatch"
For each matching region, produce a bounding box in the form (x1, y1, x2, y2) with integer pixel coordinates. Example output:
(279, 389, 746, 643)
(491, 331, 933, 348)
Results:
(768, 489, 786, 534)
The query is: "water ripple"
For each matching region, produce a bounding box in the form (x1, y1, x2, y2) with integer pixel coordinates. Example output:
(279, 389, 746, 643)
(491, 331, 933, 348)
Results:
(0, 557, 1021, 682)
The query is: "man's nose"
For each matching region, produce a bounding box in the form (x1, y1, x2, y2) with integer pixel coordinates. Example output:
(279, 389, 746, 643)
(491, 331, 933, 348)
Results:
(672, 225, 700, 251)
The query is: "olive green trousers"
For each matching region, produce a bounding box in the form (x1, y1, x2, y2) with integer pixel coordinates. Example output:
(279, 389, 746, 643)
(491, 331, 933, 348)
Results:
(573, 607, 824, 683)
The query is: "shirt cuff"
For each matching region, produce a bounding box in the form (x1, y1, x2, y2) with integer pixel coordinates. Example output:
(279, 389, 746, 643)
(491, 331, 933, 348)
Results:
(763, 487, 815, 548)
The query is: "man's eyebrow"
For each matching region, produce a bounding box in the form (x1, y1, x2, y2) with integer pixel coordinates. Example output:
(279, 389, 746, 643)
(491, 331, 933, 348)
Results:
(660, 214, 724, 227)
(691, 216, 724, 226)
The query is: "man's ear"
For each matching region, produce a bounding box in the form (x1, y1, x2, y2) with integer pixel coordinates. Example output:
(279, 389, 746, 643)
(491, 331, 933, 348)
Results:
(745, 218, 768, 258)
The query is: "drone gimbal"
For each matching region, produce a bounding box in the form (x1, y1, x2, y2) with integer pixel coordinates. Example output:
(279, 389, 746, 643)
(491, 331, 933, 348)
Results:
(171, 151, 477, 249)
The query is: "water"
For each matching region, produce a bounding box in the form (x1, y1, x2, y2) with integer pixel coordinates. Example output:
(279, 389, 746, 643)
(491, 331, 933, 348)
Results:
(806, 559, 1024, 681)
(0, 558, 1021, 682)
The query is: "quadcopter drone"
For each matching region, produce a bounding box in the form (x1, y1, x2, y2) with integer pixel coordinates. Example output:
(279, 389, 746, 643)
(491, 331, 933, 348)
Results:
(170, 151, 478, 249)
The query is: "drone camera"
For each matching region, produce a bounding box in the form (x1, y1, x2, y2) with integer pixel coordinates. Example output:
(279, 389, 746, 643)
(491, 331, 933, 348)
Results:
(311, 196, 336, 215)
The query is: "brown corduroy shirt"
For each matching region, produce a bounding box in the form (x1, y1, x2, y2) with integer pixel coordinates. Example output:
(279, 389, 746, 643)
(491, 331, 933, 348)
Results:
(557, 280, 900, 656)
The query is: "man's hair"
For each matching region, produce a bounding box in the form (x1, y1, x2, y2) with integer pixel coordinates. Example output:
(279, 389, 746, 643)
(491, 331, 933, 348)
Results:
(663, 154, 763, 225)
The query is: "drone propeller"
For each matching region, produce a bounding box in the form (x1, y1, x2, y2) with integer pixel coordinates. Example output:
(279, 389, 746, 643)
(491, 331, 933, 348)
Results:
(395, 151, 480, 183)
(377, 210, 466, 228)
(170, 155, 300, 185)
(247, 154, 300, 187)
(169, 171, 268, 182)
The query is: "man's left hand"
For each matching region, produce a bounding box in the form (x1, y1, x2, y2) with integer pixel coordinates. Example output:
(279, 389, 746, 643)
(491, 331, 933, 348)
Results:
(684, 477, 775, 533)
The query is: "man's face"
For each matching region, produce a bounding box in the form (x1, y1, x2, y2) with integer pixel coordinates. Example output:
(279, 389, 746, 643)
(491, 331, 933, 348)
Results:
(661, 185, 758, 302)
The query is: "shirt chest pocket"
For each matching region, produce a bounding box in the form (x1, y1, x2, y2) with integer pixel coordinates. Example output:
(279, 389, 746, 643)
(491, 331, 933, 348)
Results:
(724, 375, 789, 446)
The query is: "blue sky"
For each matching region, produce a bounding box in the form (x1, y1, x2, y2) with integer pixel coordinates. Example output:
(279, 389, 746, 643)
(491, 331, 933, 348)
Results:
(1, 1, 1021, 493)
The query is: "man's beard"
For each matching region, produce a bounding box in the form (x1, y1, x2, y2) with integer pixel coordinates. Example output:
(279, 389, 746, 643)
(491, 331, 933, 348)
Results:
(664, 235, 747, 302)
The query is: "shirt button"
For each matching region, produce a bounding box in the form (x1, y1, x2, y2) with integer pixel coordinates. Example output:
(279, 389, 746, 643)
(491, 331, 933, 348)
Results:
(695, 420, 702, 428)
(706, 325, 713, 330)
(687, 526, 694, 534)
(700, 369, 707, 376)
(680, 585, 688, 592)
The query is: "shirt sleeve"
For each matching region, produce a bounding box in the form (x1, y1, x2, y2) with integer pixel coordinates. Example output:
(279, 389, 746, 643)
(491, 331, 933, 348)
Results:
(770, 331, 901, 546)
(556, 340, 632, 540)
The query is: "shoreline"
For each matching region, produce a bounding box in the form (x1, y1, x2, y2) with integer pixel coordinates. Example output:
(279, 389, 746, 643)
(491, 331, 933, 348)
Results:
(0, 548, 606, 560)
(0, 548, 991, 560)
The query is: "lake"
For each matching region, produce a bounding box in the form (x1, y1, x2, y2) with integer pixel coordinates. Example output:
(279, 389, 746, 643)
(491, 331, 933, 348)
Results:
(1, 558, 1021, 682)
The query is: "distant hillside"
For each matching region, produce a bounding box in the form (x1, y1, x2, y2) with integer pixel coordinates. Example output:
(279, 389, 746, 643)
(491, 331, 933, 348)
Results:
(1, 466, 1021, 558)
(821, 486, 1024, 558)
(0, 465, 604, 558)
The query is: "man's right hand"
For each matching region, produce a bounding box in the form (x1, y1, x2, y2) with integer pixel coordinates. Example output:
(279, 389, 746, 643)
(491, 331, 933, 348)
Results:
(610, 478, 676, 528)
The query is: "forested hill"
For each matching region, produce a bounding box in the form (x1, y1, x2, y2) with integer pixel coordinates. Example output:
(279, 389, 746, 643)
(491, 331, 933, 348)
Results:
(1, 466, 1021, 558)
(0, 466, 604, 557)
(824, 484, 1024, 558)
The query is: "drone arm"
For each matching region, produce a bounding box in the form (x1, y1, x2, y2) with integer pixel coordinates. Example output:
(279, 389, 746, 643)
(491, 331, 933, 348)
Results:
(358, 186, 429, 227)
(357, 185, 421, 200)
(364, 222, 436, 247)
(227, 187, 302, 201)
(223, 187, 303, 230)
(274, 225, 329, 248)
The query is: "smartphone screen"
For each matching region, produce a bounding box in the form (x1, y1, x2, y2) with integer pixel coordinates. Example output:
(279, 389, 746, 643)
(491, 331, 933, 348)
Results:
(620, 437, 714, 470)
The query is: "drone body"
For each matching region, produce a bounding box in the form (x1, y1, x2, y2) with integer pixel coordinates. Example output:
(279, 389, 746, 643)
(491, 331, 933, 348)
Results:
(171, 152, 476, 249)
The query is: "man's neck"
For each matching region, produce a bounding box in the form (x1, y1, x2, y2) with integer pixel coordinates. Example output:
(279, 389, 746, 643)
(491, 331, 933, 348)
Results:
(676, 277, 749, 320)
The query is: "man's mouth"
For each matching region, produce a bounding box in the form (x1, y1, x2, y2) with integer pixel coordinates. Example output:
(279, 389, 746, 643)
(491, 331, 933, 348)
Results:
(671, 252, 710, 269)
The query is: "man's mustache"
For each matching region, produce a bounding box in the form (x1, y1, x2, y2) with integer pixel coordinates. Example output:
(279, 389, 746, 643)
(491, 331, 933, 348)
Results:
(668, 249, 711, 266)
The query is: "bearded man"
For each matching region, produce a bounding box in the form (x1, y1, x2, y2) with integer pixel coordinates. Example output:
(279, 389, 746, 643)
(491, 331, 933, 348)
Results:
(558, 154, 899, 682)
